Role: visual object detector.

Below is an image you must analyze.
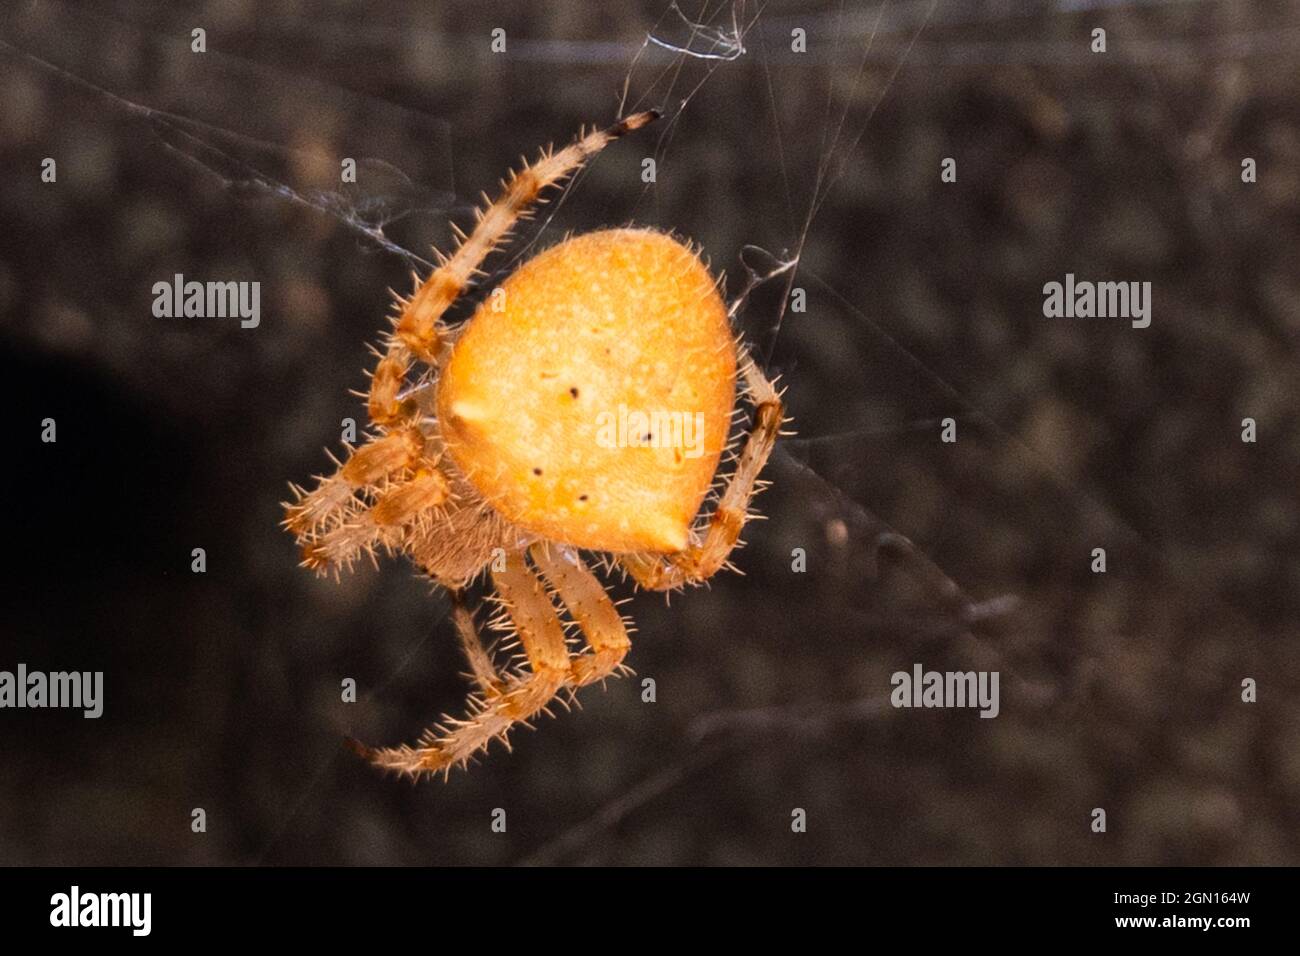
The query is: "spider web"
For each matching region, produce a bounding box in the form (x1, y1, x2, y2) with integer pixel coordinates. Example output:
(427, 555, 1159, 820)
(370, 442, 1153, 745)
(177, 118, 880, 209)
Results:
(0, 1, 462, 272)
(4, 0, 1291, 865)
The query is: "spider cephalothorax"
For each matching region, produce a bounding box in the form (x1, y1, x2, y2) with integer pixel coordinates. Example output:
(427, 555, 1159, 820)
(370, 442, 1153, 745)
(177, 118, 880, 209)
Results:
(284, 112, 785, 779)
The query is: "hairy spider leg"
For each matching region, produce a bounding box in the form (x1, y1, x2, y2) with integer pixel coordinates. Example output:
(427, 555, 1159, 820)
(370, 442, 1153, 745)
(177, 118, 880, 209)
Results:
(620, 350, 786, 590)
(353, 549, 575, 778)
(369, 109, 662, 427)
(528, 542, 632, 688)
(353, 544, 637, 778)
(450, 589, 505, 698)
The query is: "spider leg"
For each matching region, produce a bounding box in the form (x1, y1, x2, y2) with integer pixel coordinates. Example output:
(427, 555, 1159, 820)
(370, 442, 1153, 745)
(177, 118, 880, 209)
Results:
(353, 550, 572, 778)
(619, 350, 785, 590)
(529, 542, 632, 688)
(449, 590, 505, 697)
(296, 467, 451, 575)
(283, 426, 427, 537)
(367, 109, 661, 427)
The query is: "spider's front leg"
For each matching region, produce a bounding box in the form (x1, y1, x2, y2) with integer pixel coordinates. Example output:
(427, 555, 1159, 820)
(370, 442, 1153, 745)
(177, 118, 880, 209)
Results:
(375, 107, 661, 393)
(283, 426, 453, 575)
(621, 353, 785, 591)
(294, 466, 451, 575)
(283, 426, 429, 536)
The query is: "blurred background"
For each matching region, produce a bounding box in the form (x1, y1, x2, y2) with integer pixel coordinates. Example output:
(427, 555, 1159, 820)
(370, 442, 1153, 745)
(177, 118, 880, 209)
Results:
(0, 0, 1297, 865)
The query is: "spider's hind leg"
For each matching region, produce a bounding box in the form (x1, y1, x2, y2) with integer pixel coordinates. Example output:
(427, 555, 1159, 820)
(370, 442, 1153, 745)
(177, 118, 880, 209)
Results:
(449, 589, 505, 698)
(529, 543, 632, 688)
(355, 551, 572, 779)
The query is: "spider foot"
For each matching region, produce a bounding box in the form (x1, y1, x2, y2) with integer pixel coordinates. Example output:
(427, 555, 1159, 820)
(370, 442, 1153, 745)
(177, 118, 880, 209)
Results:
(349, 666, 568, 780)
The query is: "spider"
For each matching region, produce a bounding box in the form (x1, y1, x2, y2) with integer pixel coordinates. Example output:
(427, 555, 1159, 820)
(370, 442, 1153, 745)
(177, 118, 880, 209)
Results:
(284, 111, 786, 779)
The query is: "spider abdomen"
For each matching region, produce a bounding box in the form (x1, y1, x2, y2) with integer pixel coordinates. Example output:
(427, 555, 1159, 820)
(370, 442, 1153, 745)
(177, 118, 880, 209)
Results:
(437, 228, 736, 553)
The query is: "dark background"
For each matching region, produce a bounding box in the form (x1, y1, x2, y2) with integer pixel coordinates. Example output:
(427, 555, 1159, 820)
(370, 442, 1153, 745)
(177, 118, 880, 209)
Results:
(1, 0, 1297, 865)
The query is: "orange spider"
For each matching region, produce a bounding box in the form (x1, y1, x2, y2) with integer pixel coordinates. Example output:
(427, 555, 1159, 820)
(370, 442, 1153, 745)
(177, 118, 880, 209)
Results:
(284, 111, 785, 779)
